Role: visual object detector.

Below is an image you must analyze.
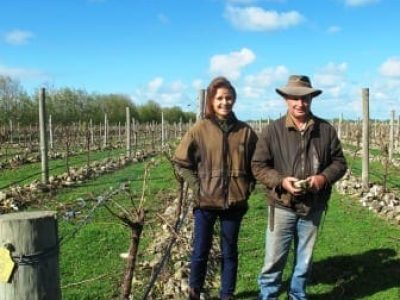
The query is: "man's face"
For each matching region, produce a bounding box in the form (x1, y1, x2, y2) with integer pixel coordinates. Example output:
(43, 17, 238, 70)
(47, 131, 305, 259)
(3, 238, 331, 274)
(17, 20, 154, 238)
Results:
(285, 95, 313, 120)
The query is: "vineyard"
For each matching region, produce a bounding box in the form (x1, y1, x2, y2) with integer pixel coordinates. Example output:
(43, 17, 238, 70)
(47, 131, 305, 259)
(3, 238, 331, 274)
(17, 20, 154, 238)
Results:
(1, 103, 400, 299)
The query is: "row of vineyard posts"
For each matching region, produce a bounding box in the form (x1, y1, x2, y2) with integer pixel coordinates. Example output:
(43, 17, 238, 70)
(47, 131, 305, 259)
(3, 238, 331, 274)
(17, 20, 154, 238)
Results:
(0, 88, 204, 183)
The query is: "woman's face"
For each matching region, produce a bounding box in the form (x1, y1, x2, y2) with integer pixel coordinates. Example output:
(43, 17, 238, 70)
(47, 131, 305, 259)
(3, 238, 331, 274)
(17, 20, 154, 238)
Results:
(212, 87, 235, 119)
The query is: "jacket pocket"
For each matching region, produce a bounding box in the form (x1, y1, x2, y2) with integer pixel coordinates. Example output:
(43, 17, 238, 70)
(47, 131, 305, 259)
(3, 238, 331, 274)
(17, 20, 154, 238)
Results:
(229, 174, 250, 204)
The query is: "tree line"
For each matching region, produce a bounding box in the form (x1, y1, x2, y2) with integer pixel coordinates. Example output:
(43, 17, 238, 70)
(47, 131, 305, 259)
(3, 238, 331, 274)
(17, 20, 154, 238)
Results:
(0, 75, 196, 126)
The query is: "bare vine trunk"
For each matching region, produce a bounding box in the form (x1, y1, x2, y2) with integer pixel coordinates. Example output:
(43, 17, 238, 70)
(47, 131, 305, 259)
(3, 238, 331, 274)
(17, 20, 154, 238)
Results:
(122, 210, 144, 300)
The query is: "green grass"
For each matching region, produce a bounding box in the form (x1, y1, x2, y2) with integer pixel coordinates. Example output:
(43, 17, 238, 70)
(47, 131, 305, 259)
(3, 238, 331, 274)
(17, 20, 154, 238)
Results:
(40, 157, 178, 299)
(346, 153, 400, 191)
(0, 148, 127, 189)
(235, 189, 400, 300)
(4, 155, 400, 299)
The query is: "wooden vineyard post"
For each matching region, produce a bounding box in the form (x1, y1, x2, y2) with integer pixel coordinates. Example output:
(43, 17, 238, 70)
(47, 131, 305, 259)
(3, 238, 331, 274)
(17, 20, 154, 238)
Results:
(197, 89, 206, 121)
(17, 122, 20, 145)
(38, 88, 49, 184)
(89, 119, 94, 147)
(0, 211, 61, 300)
(126, 107, 131, 158)
(397, 116, 400, 151)
(362, 88, 370, 192)
(49, 115, 53, 150)
(338, 113, 343, 140)
(165, 122, 169, 143)
(151, 122, 155, 152)
(103, 113, 108, 148)
(9, 120, 13, 144)
(389, 110, 395, 161)
(132, 118, 137, 152)
(173, 122, 177, 139)
(179, 118, 182, 139)
(161, 111, 165, 149)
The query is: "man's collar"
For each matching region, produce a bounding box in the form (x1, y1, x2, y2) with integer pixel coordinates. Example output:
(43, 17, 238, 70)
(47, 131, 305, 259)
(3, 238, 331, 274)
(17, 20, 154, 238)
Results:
(285, 113, 314, 131)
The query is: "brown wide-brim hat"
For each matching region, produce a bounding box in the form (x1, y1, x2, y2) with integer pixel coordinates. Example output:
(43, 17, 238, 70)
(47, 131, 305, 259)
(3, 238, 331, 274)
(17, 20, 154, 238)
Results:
(276, 75, 322, 98)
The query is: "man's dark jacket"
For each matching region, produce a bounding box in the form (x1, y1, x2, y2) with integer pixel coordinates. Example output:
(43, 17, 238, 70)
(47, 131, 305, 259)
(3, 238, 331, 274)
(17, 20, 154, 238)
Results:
(251, 114, 347, 215)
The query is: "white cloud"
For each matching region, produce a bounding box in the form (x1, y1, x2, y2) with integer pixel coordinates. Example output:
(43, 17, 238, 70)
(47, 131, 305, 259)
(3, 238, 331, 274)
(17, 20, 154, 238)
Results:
(315, 62, 347, 86)
(157, 91, 185, 106)
(241, 65, 288, 98)
(224, 5, 304, 31)
(379, 57, 400, 77)
(370, 78, 400, 118)
(147, 77, 164, 93)
(133, 77, 191, 108)
(314, 62, 348, 98)
(345, 0, 379, 7)
(4, 29, 34, 45)
(209, 48, 256, 80)
(226, 0, 259, 4)
(170, 80, 185, 92)
(225, 0, 287, 3)
(192, 79, 203, 90)
(241, 86, 263, 98)
(382, 78, 400, 89)
(244, 65, 288, 88)
(327, 26, 341, 34)
(235, 96, 285, 121)
(158, 13, 169, 24)
(0, 64, 45, 79)
(348, 99, 362, 116)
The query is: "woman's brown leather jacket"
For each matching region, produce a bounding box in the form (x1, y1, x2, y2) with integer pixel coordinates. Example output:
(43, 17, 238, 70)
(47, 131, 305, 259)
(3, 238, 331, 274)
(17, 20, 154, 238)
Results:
(174, 116, 258, 210)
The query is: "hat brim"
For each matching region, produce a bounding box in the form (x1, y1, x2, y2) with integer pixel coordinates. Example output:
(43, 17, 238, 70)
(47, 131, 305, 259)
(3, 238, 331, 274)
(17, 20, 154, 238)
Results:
(276, 87, 322, 98)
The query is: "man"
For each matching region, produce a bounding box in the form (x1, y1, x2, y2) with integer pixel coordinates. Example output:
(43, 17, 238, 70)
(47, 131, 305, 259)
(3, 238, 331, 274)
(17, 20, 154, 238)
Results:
(252, 75, 347, 300)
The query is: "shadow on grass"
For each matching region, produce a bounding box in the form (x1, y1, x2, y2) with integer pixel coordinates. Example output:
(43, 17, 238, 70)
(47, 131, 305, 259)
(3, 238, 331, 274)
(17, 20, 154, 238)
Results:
(235, 290, 259, 299)
(309, 248, 400, 299)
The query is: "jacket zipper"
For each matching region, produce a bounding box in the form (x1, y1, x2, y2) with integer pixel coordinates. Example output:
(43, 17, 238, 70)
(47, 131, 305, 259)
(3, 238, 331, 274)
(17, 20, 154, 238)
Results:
(300, 130, 306, 178)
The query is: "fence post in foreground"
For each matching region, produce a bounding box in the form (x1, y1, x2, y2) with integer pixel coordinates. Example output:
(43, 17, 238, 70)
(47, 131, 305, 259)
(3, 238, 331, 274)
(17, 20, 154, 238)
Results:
(362, 88, 369, 192)
(38, 88, 49, 184)
(0, 211, 61, 300)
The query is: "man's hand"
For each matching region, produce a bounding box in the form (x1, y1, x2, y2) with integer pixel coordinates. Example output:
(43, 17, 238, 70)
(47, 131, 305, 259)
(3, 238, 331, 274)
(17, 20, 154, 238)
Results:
(306, 174, 327, 192)
(282, 176, 304, 196)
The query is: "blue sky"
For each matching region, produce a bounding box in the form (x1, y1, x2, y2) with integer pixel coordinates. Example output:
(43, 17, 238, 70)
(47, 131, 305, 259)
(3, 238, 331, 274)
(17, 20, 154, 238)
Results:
(1, 0, 399, 120)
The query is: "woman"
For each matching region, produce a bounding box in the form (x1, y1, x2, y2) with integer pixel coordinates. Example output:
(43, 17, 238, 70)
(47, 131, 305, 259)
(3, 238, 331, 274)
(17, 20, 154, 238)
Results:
(173, 76, 258, 300)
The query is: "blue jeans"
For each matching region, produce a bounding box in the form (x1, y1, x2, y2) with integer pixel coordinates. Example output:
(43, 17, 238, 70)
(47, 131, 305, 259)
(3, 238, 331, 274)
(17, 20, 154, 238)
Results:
(190, 208, 246, 298)
(258, 207, 323, 300)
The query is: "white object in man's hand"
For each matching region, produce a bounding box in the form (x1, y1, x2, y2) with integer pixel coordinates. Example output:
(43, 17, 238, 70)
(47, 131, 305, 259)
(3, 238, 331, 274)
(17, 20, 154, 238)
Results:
(282, 177, 304, 196)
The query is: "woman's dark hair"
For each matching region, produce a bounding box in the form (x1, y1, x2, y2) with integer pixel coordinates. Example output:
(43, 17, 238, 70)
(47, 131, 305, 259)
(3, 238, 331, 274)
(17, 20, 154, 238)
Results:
(204, 76, 236, 118)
